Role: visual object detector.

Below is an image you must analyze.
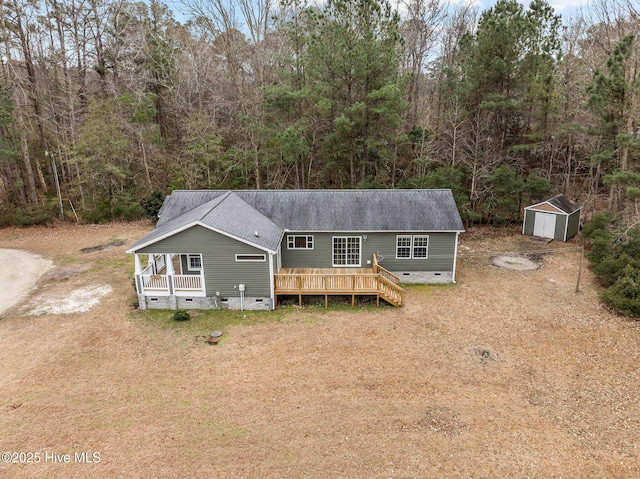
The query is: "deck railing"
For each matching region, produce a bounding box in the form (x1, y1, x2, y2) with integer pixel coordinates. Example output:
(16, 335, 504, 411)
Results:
(173, 274, 203, 291)
(373, 254, 401, 285)
(376, 275, 404, 306)
(275, 273, 380, 294)
(141, 263, 155, 276)
(139, 272, 204, 296)
(275, 259, 405, 307)
(141, 274, 170, 293)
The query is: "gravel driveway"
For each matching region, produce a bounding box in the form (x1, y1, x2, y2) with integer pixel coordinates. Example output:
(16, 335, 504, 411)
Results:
(0, 249, 51, 316)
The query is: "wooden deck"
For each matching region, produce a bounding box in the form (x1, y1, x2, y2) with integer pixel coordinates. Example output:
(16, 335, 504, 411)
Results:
(274, 260, 404, 307)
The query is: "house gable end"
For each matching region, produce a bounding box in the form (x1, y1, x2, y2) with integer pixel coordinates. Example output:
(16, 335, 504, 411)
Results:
(127, 192, 284, 253)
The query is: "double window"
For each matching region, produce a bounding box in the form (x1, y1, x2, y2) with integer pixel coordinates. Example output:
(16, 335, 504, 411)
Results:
(332, 236, 361, 267)
(287, 235, 314, 250)
(396, 235, 429, 259)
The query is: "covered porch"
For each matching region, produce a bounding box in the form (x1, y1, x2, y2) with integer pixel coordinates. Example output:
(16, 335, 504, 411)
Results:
(133, 253, 206, 297)
(274, 256, 404, 307)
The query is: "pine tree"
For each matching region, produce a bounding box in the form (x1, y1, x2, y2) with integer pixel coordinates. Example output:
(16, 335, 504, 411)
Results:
(304, 0, 406, 187)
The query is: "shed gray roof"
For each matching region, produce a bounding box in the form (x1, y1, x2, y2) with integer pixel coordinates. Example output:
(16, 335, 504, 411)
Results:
(528, 194, 582, 214)
(128, 189, 464, 253)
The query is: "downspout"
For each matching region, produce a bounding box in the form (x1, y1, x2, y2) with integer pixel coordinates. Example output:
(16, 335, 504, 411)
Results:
(269, 251, 276, 310)
(239, 284, 245, 311)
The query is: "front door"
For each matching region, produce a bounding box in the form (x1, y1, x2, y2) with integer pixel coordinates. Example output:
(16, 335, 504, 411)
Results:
(533, 212, 556, 239)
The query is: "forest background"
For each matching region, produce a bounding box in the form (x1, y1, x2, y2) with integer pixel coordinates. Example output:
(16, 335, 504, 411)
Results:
(0, 0, 638, 225)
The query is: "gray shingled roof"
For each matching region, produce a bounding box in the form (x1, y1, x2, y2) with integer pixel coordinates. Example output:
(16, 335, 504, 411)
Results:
(128, 189, 464, 253)
(156, 190, 225, 226)
(235, 189, 464, 231)
(127, 192, 284, 252)
(546, 194, 582, 214)
(526, 194, 582, 214)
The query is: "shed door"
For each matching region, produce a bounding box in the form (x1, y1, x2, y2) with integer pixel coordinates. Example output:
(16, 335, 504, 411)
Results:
(534, 212, 556, 239)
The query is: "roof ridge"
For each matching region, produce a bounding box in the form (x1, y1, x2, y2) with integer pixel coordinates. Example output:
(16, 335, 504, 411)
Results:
(198, 191, 232, 221)
(236, 188, 452, 192)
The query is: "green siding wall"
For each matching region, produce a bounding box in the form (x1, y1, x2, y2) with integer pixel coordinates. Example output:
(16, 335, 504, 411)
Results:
(566, 211, 581, 240)
(137, 225, 271, 297)
(553, 215, 567, 241)
(523, 210, 535, 235)
(281, 232, 457, 272)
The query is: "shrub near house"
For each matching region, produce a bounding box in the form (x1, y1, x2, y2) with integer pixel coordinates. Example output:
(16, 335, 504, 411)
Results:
(583, 213, 640, 318)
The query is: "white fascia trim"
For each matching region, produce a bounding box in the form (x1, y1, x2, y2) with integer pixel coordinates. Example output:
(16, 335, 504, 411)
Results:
(277, 229, 286, 251)
(284, 229, 465, 234)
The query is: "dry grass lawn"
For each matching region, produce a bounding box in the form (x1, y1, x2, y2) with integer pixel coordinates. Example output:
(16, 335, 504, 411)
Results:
(0, 222, 639, 478)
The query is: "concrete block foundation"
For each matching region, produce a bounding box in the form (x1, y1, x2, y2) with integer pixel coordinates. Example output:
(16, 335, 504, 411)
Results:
(137, 294, 272, 311)
(392, 271, 454, 284)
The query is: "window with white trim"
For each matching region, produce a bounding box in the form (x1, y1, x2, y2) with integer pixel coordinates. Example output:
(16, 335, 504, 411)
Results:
(332, 236, 361, 266)
(235, 254, 266, 262)
(396, 235, 412, 258)
(396, 235, 429, 259)
(287, 235, 314, 250)
(412, 235, 429, 258)
(187, 254, 202, 271)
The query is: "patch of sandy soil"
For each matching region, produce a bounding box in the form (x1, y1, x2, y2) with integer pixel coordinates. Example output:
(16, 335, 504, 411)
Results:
(0, 245, 110, 317)
(27, 285, 113, 315)
(491, 254, 540, 270)
(0, 249, 52, 317)
(0, 223, 639, 479)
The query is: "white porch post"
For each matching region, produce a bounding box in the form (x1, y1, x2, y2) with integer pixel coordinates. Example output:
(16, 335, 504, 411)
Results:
(166, 253, 175, 294)
(134, 254, 142, 294)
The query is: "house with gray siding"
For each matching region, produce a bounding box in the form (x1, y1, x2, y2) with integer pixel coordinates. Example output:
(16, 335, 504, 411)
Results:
(127, 189, 465, 310)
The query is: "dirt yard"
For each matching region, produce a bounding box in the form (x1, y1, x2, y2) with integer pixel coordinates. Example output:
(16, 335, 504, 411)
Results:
(0, 222, 638, 478)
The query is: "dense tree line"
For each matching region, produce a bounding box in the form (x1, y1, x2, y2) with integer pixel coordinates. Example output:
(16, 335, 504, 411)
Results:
(583, 212, 640, 318)
(0, 0, 638, 226)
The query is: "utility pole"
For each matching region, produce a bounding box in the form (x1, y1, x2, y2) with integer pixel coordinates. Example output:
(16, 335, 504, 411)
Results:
(46, 150, 64, 220)
(575, 245, 584, 293)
